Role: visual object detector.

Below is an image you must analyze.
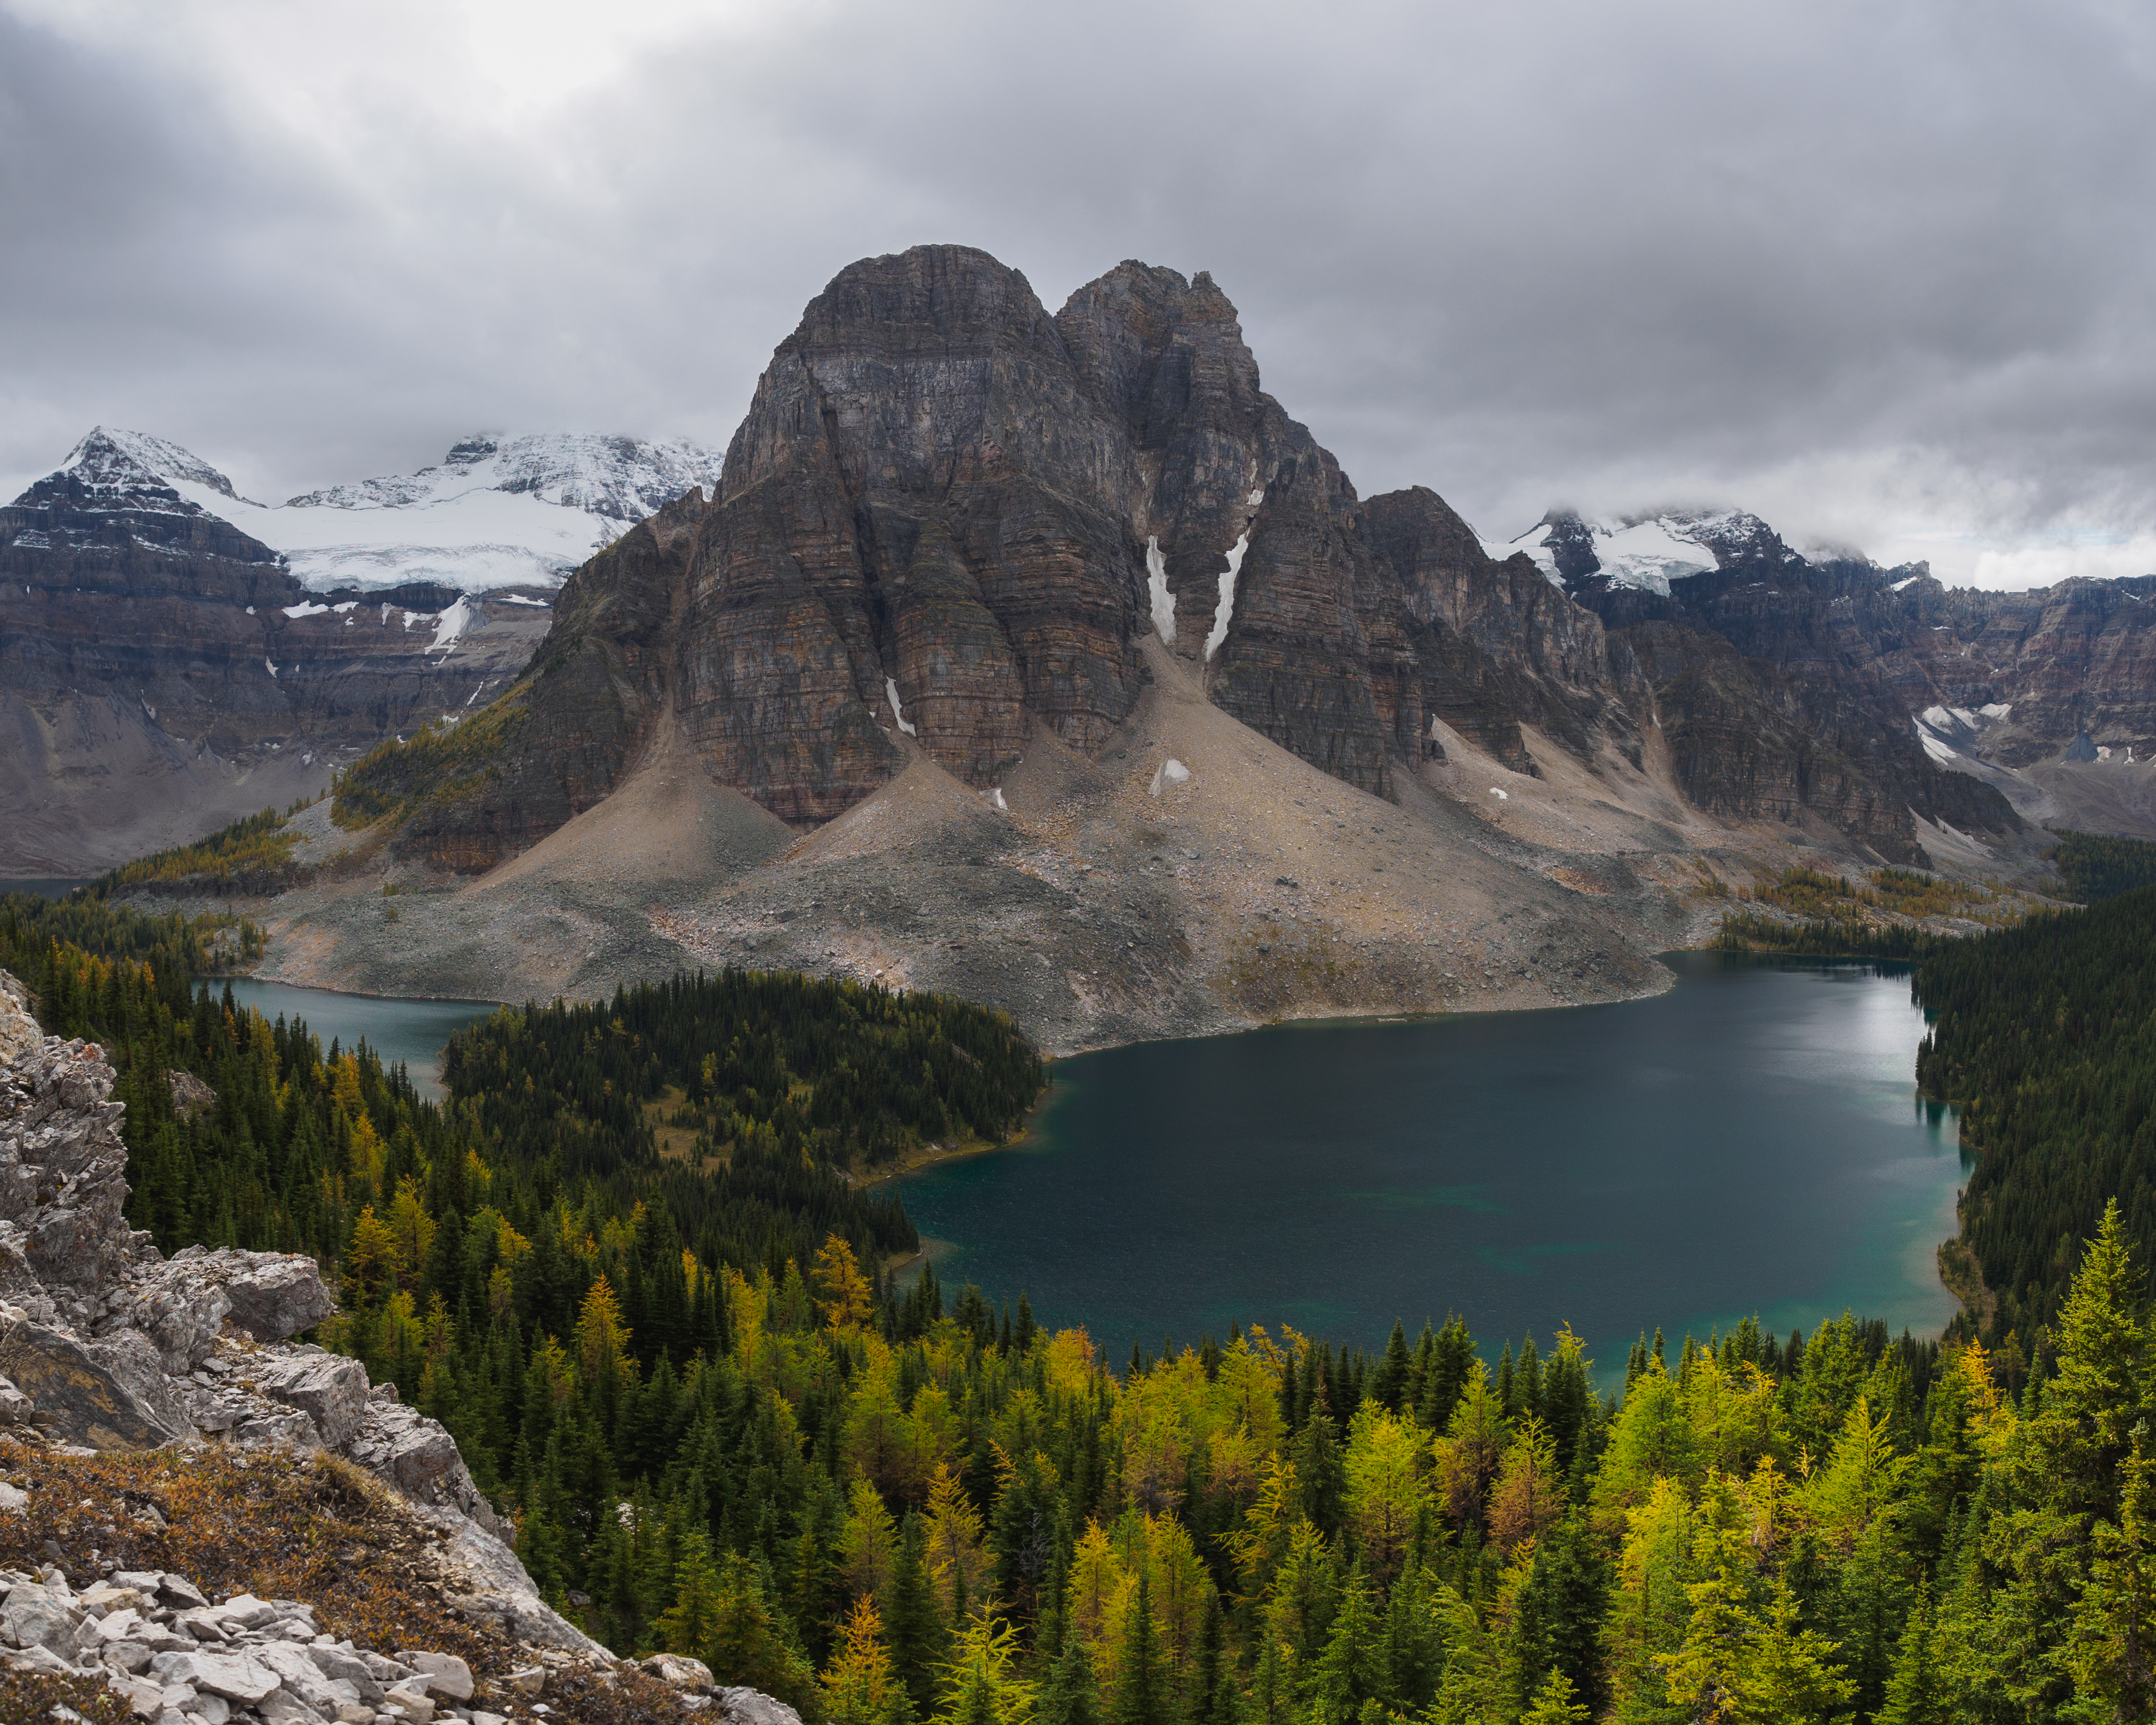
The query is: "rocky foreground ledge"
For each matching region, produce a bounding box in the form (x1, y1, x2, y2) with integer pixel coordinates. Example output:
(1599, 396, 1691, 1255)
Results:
(0, 972, 794, 1725)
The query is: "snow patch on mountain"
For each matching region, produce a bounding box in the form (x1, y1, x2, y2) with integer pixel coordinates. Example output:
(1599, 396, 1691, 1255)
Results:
(32, 429, 720, 594)
(64, 426, 253, 502)
(1486, 512, 1726, 595)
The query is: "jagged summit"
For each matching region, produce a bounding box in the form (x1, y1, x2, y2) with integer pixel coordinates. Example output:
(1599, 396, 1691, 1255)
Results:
(1487, 508, 1784, 596)
(53, 426, 255, 506)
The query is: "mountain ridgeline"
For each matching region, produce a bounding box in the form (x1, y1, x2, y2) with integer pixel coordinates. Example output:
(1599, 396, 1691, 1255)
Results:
(335, 245, 2023, 874)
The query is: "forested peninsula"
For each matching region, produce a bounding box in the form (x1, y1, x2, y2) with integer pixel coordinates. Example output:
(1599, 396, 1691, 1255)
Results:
(10, 872, 2156, 1720)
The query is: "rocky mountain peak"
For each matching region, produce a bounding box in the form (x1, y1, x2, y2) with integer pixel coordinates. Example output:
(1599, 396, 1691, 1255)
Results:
(60, 426, 250, 505)
(5, 430, 289, 586)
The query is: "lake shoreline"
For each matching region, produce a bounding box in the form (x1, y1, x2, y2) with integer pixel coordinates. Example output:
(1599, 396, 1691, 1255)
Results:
(886, 953, 1964, 1362)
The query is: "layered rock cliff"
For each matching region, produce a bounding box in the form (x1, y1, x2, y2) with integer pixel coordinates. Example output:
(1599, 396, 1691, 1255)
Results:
(0, 434, 556, 874)
(349, 244, 2001, 875)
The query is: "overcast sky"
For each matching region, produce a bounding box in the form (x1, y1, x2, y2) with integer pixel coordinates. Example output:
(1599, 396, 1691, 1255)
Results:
(3, 0, 2152, 586)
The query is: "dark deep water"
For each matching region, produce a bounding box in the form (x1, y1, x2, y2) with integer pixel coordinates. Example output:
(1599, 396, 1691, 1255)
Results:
(894, 953, 1964, 1371)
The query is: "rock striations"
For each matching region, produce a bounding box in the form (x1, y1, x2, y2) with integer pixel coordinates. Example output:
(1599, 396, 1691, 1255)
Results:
(346, 245, 2014, 877)
(0, 432, 554, 875)
(0, 970, 621, 1701)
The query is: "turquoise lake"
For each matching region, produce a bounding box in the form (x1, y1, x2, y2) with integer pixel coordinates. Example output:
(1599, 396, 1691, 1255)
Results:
(216, 979, 498, 1101)
(893, 953, 1965, 1370)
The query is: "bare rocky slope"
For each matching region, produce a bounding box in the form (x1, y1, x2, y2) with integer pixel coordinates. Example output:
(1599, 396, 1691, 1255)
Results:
(219, 246, 2069, 1048)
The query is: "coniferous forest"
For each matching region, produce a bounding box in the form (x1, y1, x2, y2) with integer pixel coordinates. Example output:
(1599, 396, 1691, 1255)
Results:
(15, 881, 2156, 1719)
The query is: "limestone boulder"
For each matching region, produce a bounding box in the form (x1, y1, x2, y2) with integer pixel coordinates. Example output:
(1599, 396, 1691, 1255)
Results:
(253, 1348, 369, 1448)
(717, 1685, 806, 1725)
(0, 981, 38, 1067)
(0, 1313, 191, 1448)
(112, 1246, 334, 1371)
(644, 1652, 715, 1689)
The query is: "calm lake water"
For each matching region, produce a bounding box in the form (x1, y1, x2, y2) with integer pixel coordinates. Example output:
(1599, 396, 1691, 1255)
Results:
(894, 954, 1965, 1370)
(0, 879, 93, 899)
(215, 979, 498, 1101)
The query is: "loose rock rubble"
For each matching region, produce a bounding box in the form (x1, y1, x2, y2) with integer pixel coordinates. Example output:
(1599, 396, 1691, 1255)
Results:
(0, 1547, 803, 1722)
(0, 1556, 560, 1724)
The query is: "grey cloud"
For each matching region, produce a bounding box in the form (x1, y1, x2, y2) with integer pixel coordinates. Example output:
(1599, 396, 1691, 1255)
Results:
(2, 0, 2152, 579)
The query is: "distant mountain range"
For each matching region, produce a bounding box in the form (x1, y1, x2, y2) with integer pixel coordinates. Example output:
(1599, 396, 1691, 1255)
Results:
(59, 426, 720, 591)
(0, 428, 713, 873)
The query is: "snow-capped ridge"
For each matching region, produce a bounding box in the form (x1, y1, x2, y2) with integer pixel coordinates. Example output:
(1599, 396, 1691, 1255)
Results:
(63, 426, 254, 504)
(20, 427, 722, 594)
(284, 431, 717, 524)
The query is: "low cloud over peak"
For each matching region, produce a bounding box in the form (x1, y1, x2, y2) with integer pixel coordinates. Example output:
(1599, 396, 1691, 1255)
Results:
(4, 0, 2151, 588)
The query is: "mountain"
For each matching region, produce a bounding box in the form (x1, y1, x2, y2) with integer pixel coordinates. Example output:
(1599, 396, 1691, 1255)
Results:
(1517, 506, 2156, 839)
(220, 245, 2052, 1051)
(69, 425, 720, 592)
(0, 431, 550, 873)
(0, 429, 720, 875)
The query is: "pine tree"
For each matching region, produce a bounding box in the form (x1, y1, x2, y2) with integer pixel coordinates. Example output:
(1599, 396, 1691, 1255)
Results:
(1521, 1668, 1589, 1724)
(1372, 1323, 1410, 1415)
(704, 1550, 821, 1713)
(1038, 1634, 1101, 1725)
(1110, 1576, 1179, 1725)
(889, 1511, 953, 1715)
(658, 1531, 726, 1661)
(1878, 1586, 1944, 1725)
(1311, 1563, 1386, 1725)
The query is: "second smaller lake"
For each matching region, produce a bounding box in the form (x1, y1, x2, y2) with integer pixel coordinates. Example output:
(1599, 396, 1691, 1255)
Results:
(215, 979, 498, 1100)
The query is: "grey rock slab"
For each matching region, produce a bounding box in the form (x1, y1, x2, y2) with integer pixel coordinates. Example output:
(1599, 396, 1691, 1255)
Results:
(644, 1652, 714, 1688)
(0, 1313, 191, 1448)
(252, 1351, 368, 1449)
(256, 1639, 358, 1711)
(257, 1686, 327, 1724)
(0, 981, 38, 1065)
(217, 1250, 336, 1341)
(0, 1640, 81, 1674)
(149, 1646, 282, 1702)
(716, 1687, 806, 1725)
(383, 1683, 437, 1721)
(108, 1669, 165, 1715)
(394, 1650, 473, 1701)
(305, 1644, 386, 1704)
(1, 1580, 84, 1652)
(215, 1593, 281, 1631)
(104, 1637, 157, 1671)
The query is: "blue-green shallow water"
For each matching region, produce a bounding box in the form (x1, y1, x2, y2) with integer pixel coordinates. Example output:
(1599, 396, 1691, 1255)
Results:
(894, 953, 1965, 1373)
(216, 980, 497, 1101)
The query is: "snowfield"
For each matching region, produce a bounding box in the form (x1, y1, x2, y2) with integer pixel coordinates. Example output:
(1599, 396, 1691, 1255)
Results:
(63, 428, 719, 594)
(1482, 511, 1730, 595)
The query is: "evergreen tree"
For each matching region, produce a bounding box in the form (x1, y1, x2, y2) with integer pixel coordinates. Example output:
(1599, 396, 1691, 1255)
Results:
(1038, 1634, 1101, 1725)
(889, 1511, 952, 1716)
(1110, 1576, 1179, 1725)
